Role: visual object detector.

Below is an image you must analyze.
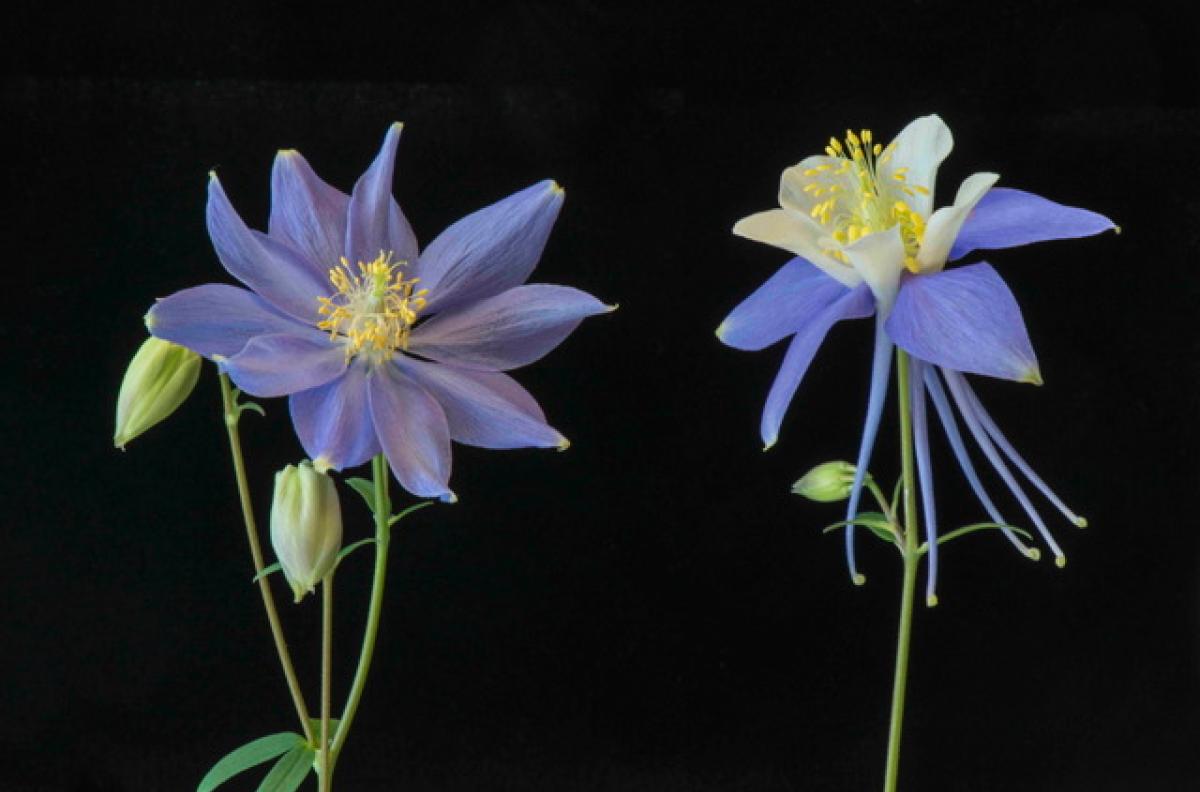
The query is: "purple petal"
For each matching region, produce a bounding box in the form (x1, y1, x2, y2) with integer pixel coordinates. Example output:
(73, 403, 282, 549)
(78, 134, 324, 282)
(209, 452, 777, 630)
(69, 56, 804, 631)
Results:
(219, 333, 347, 398)
(717, 258, 854, 351)
(207, 175, 331, 323)
(368, 362, 455, 501)
(908, 358, 939, 605)
(408, 284, 611, 371)
(344, 123, 419, 267)
(949, 187, 1115, 261)
(415, 180, 563, 314)
(886, 263, 1041, 383)
(289, 360, 380, 471)
(269, 149, 350, 269)
(146, 284, 312, 359)
(760, 283, 874, 449)
(397, 357, 565, 449)
(843, 319, 893, 584)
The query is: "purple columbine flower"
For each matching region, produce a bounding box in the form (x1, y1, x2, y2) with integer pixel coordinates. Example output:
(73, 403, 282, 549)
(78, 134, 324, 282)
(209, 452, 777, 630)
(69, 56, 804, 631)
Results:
(147, 124, 612, 502)
(717, 115, 1114, 600)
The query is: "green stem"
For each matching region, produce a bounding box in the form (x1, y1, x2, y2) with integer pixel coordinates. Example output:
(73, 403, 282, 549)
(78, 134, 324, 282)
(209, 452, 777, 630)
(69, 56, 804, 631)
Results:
(217, 372, 314, 744)
(330, 453, 392, 766)
(320, 573, 334, 792)
(883, 349, 921, 792)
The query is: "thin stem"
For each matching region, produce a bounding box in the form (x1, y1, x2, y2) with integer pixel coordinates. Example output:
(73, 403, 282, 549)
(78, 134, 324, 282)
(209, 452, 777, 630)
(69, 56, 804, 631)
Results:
(883, 350, 921, 792)
(330, 453, 392, 766)
(217, 372, 314, 744)
(320, 573, 334, 792)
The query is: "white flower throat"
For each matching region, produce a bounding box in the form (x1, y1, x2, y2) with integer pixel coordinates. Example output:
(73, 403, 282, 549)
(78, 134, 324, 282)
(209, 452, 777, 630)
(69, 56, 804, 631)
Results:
(316, 252, 427, 364)
(799, 129, 930, 273)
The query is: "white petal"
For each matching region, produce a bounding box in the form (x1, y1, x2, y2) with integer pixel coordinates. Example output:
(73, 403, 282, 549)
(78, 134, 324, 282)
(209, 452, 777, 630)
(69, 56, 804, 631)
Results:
(778, 155, 842, 215)
(732, 209, 862, 288)
(881, 115, 953, 217)
(843, 226, 906, 312)
(916, 172, 1000, 273)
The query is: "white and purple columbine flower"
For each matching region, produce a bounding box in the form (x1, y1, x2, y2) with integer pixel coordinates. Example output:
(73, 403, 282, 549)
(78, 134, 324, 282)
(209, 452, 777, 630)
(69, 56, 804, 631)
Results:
(147, 124, 612, 502)
(717, 114, 1114, 601)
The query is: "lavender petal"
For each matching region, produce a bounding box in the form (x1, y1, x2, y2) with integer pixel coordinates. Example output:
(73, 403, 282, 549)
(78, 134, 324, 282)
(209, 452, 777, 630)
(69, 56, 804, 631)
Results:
(908, 358, 939, 605)
(408, 284, 611, 372)
(344, 123, 419, 266)
(415, 181, 564, 315)
(289, 359, 380, 471)
(146, 283, 313, 359)
(368, 362, 455, 502)
(269, 149, 350, 269)
(397, 357, 565, 449)
(844, 318, 893, 584)
(220, 333, 347, 398)
(207, 174, 331, 323)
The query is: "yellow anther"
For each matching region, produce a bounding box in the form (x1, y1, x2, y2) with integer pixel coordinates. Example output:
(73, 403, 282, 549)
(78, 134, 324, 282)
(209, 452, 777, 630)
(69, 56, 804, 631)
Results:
(315, 251, 425, 364)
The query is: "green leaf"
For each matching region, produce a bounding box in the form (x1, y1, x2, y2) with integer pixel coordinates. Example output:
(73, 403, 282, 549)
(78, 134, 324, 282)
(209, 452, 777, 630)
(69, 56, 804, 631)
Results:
(920, 522, 1034, 554)
(820, 512, 897, 544)
(255, 743, 314, 792)
(891, 477, 903, 514)
(197, 732, 302, 792)
(335, 538, 375, 566)
(388, 500, 434, 527)
(345, 477, 376, 511)
(252, 562, 282, 584)
(238, 401, 266, 418)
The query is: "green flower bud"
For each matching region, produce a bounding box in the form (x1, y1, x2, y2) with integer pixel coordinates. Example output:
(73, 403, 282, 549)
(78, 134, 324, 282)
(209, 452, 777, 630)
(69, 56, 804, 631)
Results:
(270, 461, 343, 603)
(791, 460, 859, 502)
(113, 337, 201, 450)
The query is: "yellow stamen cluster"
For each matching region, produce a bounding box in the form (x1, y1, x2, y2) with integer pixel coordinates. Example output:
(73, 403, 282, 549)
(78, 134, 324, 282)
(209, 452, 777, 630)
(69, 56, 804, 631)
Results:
(316, 252, 427, 364)
(799, 129, 930, 270)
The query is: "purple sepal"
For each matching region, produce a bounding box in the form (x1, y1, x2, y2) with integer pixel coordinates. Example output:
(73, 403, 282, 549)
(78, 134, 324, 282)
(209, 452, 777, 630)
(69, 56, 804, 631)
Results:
(843, 318, 893, 583)
(949, 187, 1115, 261)
(886, 263, 1040, 383)
(416, 181, 563, 315)
(289, 360, 380, 470)
(207, 176, 331, 323)
(269, 150, 350, 269)
(718, 258, 859, 352)
(147, 284, 311, 359)
(760, 283, 874, 449)
(409, 284, 610, 372)
(368, 362, 455, 502)
(398, 357, 564, 449)
(345, 124, 419, 267)
(220, 333, 347, 398)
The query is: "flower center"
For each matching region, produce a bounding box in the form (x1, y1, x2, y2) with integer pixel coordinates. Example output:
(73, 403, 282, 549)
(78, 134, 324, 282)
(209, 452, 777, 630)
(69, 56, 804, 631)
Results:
(800, 129, 929, 272)
(316, 252, 428, 364)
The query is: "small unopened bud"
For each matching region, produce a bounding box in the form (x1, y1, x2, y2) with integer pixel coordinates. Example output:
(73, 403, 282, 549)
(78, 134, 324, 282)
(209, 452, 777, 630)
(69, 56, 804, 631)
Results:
(270, 462, 343, 603)
(792, 461, 859, 502)
(114, 337, 201, 449)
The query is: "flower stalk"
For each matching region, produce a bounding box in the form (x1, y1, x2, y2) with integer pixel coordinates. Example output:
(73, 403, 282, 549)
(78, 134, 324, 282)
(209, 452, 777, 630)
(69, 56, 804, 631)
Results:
(320, 573, 334, 792)
(331, 453, 393, 767)
(883, 349, 921, 792)
(218, 371, 314, 744)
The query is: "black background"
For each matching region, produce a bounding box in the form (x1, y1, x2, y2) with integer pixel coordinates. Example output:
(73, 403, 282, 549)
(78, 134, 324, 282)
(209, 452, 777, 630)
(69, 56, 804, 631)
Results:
(5, 1, 1199, 790)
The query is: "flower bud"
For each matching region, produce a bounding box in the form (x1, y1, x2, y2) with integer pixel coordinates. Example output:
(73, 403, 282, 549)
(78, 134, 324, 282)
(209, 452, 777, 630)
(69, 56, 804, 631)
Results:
(270, 461, 343, 603)
(113, 337, 201, 449)
(791, 461, 859, 502)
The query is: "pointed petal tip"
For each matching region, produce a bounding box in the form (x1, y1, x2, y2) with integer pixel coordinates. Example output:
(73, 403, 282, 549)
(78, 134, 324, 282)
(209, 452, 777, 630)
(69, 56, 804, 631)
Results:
(1074, 515, 1088, 529)
(1021, 367, 1044, 386)
(1026, 547, 1042, 562)
(440, 490, 458, 504)
(548, 180, 565, 196)
(277, 148, 299, 159)
(207, 170, 219, 183)
(556, 436, 571, 452)
(603, 302, 619, 313)
(1054, 554, 1067, 568)
(852, 573, 867, 586)
(926, 593, 939, 608)
(762, 436, 777, 452)
(715, 320, 730, 342)
(1112, 223, 1122, 235)
(312, 454, 334, 474)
